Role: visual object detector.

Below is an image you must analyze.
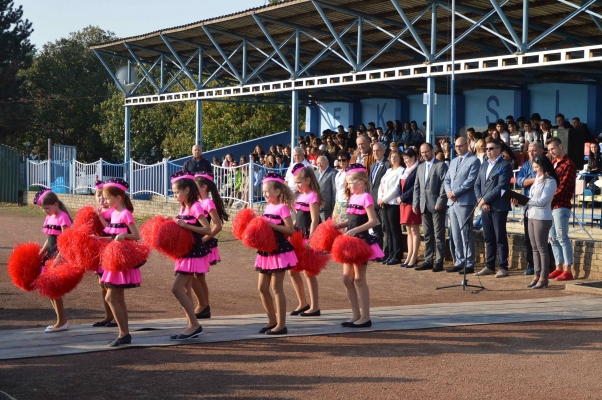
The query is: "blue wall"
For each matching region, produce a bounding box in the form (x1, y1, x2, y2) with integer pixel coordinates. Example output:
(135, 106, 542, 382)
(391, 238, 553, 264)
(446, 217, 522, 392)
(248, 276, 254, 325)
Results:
(171, 131, 299, 166)
(309, 82, 598, 138)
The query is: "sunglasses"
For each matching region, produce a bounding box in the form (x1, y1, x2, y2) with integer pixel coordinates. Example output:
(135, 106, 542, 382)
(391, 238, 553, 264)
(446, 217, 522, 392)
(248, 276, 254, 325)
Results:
(486, 147, 498, 151)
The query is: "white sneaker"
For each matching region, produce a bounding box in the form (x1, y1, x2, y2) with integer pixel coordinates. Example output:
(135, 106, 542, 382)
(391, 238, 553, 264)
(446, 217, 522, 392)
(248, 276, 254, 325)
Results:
(495, 269, 509, 278)
(45, 322, 69, 333)
(474, 268, 495, 276)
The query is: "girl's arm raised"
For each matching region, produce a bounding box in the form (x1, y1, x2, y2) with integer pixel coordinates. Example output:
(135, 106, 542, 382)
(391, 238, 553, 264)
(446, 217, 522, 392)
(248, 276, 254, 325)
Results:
(202, 209, 222, 242)
(346, 204, 379, 237)
(270, 216, 295, 236)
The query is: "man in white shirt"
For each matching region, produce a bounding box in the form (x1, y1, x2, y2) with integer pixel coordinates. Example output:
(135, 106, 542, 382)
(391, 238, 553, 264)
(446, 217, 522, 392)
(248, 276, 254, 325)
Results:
(284, 147, 313, 192)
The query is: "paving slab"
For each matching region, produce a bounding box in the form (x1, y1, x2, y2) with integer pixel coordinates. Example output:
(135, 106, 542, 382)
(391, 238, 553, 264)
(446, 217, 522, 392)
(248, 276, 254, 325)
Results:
(1, 295, 601, 360)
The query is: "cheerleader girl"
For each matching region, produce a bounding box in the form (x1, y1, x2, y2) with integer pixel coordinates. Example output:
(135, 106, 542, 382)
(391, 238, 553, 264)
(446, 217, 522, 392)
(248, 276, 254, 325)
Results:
(192, 172, 229, 320)
(100, 178, 142, 347)
(92, 180, 116, 328)
(170, 171, 212, 340)
(290, 164, 323, 317)
(334, 164, 384, 328)
(256, 172, 297, 335)
(35, 189, 73, 332)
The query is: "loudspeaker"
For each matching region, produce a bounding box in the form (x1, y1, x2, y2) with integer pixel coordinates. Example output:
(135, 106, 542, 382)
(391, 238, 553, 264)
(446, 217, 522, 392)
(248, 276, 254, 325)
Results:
(553, 128, 586, 166)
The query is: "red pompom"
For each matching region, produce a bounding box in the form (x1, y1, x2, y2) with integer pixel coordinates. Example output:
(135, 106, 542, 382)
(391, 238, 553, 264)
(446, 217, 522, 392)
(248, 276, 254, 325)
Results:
(331, 235, 373, 265)
(155, 220, 195, 259)
(100, 240, 151, 273)
(73, 206, 105, 235)
(140, 215, 167, 248)
(34, 258, 85, 299)
(232, 208, 256, 241)
(58, 227, 108, 272)
(242, 217, 278, 253)
(7, 242, 43, 292)
(290, 231, 329, 276)
(309, 219, 342, 252)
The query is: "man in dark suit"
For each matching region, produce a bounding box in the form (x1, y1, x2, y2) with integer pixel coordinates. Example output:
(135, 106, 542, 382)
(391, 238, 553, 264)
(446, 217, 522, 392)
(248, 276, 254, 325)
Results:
(412, 143, 449, 272)
(369, 142, 390, 253)
(474, 138, 513, 278)
(316, 155, 336, 221)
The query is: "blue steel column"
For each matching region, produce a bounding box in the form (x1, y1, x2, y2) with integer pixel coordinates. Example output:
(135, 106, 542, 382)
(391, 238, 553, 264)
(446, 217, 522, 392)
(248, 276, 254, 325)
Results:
(450, 0, 456, 158)
(426, 3, 437, 144)
(124, 61, 131, 164)
(124, 106, 131, 163)
(196, 100, 202, 146)
(522, 0, 529, 53)
(291, 91, 299, 146)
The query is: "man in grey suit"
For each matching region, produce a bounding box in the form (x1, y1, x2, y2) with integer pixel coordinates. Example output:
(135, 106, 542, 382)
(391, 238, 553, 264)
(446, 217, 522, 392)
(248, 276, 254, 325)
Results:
(316, 156, 336, 221)
(412, 143, 449, 272)
(369, 143, 390, 252)
(444, 137, 481, 274)
(474, 138, 514, 278)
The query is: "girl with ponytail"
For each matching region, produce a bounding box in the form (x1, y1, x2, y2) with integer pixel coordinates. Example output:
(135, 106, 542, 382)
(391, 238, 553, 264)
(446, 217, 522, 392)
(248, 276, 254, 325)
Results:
(192, 172, 230, 319)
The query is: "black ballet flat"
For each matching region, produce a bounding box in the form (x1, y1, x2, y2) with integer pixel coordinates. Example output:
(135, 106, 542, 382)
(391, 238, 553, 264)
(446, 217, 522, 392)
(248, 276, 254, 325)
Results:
(195, 305, 211, 319)
(105, 321, 118, 327)
(300, 310, 321, 317)
(290, 304, 310, 316)
(92, 321, 108, 327)
(348, 320, 372, 328)
(258, 324, 277, 334)
(341, 321, 355, 327)
(170, 326, 203, 341)
(108, 334, 131, 347)
(265, 327, 288, 335)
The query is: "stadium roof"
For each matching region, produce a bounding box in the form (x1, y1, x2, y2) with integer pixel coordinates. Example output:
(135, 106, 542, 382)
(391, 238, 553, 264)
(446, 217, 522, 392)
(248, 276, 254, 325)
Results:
(91, 0, 602, 105)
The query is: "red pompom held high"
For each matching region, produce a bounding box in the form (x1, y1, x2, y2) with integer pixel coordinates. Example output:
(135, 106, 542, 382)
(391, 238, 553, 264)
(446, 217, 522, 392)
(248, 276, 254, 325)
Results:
(72, 205, 105, 236)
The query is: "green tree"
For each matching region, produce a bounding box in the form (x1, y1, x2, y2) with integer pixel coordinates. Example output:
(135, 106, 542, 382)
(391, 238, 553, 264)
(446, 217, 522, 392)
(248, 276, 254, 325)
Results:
(97, 87, 304, 163)
(0, 0, 34, 146)
(20, 26, 116, 161)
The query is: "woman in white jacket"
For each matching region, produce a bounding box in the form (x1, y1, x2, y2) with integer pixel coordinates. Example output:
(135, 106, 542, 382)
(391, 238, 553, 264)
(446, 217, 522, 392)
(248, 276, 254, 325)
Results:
(378, 150, 406, 265)
(512, 155, 558, 289)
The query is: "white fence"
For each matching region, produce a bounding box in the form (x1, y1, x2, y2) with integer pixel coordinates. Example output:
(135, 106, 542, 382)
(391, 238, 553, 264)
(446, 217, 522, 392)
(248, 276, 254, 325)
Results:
(26, 157, 289, 205)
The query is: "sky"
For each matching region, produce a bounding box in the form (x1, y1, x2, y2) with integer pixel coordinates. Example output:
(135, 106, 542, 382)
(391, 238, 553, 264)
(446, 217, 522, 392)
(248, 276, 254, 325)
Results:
(18, 0, 268, 50)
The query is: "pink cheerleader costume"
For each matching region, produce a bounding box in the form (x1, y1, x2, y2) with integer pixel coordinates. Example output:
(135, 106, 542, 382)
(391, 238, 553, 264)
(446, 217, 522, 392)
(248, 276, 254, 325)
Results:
(42, 210, 72, 269)
(255, 203, 298, 273)
(294, 190, 320, 241)
(173, 201, 212, 275)
(346, 192, 385, 261)
(200, 198, 220, 265)
(100, 209, 143, 288)
(95, 207, 115, 277)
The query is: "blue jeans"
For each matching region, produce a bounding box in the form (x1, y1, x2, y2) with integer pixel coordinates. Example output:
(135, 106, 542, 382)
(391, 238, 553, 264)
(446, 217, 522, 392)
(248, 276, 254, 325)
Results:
(549, 207, 573, 266)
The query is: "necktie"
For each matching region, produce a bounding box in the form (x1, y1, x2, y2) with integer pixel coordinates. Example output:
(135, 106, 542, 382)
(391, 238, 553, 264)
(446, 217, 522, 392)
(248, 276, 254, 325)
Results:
(426, 162, 431, 182)
(455, 157, 463, 178)
(372, 162, 378, 182)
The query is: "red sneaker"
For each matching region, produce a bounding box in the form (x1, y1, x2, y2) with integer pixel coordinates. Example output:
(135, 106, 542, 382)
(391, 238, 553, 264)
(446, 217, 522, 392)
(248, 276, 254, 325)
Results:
(555, 271, 574, 281)
(549, 269, 563, 279)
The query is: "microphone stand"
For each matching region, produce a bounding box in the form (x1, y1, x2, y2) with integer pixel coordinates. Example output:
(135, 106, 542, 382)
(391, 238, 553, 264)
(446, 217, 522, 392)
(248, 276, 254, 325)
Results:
(436, 170, 501, 293)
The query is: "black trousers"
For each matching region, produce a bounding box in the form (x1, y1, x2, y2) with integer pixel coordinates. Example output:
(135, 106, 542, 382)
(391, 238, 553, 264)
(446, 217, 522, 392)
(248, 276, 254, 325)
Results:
(373, 206, 384, 251)
(523, 213, 534, 268)
(383, 204, 402, 261)
(482, 210, 509, 271)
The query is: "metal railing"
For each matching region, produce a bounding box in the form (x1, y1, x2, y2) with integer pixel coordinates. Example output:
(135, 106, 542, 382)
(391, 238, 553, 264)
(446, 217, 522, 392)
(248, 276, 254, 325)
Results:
(26, 156, 295, 206)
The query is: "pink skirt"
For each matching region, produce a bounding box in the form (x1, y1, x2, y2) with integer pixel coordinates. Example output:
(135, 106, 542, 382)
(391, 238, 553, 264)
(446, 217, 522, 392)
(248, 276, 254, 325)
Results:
(101, 268, 142, 288)
(255, 251, 298, 273)
(208, 247, 220, 265)
(96, 265, 104, 277)
(174, 256, 211, 275)
(368, 243, 385, 261)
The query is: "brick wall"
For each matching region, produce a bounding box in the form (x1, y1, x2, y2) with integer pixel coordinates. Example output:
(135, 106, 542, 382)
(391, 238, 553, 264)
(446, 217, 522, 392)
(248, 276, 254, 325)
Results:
(25, 191, 602, 279)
